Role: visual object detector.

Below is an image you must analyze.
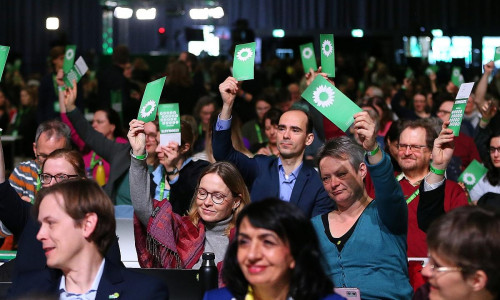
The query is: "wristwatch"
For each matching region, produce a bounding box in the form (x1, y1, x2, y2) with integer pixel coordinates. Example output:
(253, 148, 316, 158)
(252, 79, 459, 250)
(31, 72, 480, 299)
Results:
(166, 168, 179, 176)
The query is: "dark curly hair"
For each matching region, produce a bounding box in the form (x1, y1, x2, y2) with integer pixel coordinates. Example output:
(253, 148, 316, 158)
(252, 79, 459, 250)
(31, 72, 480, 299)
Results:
(222, 198, 334, 300)
(485, 128, 500, 186)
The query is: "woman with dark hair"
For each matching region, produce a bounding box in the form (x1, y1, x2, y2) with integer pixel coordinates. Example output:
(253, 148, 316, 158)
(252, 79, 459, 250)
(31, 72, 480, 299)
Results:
(241, 94, 273, 150)
(129, 160, 250, 275)
(469, 128, 500, 202)
(253, 108, 282, 156)
(9, 87, 37, 157)
(204, 199, 344, 300)
(192, 96, 218, 153)
(58, 70, 128, 184)
(416, 206, 500, 300)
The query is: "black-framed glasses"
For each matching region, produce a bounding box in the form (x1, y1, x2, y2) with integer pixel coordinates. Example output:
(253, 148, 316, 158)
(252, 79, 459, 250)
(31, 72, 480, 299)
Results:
(35, 153, 49, 162)
(196, 188, 232, 205)
(489, 146, 500, 154)
(39, 173, 79, 185)
(397, 144, 428, 152)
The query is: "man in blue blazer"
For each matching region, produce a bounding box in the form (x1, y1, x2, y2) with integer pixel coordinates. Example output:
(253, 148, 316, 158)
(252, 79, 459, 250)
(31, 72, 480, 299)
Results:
(213, 77, 334, 218)
(9, 180, 169, 300)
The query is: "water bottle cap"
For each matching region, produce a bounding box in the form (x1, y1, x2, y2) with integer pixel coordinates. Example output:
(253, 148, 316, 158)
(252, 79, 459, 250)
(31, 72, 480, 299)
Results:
(202, 252, 215, 260)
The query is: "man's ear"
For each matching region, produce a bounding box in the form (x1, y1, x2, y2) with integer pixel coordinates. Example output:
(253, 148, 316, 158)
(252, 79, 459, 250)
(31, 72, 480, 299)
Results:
(81, 213, 98, 238)
(305, 133, 314, 146)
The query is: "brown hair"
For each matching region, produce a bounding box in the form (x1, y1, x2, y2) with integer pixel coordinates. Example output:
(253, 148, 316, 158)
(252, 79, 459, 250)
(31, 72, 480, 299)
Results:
(399, 118, 438, 149)
(34, 179, 116, 256)
(42, 149, 86, 178)
(188, 162, 250, 235)
(427, 206, 500, 297)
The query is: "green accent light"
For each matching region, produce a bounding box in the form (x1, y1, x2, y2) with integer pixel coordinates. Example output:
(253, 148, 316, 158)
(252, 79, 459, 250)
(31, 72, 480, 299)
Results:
(272, 29, 285, 38)
(351, 29, 364, 38)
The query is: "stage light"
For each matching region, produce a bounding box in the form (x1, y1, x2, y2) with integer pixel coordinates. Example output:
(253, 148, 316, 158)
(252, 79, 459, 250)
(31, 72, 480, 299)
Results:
(189, 7, 224, 20)
(114, 7, 133, 19)
(272, 29, 285, 38)
(46, 17, 59, 30)
(431, 29, 443, 37)
(211, 7, 224, 19)
(136, 8, 156, 20)
(351, 29, 364, 38)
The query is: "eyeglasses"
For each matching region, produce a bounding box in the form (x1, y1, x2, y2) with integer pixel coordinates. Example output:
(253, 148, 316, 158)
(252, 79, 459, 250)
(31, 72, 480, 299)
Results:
(35, 153, 49, 162)
(39, 173, 79, 185)
(437, 110, 451, 115)
(425, 257, 462, 276)
(397, 144, 428, 152)
(490, 146, 500, 154)
(196, 188, 232, 205)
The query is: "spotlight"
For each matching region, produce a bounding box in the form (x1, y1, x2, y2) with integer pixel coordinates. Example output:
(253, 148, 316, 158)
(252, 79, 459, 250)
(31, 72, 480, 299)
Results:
(114, 7, 133, 19)
(46, 17, 59, 30)
(136, 8, 156, 20)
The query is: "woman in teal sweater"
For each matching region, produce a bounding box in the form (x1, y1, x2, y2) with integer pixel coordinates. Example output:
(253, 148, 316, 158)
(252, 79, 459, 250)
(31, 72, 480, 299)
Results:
(312, 111, 412, 299)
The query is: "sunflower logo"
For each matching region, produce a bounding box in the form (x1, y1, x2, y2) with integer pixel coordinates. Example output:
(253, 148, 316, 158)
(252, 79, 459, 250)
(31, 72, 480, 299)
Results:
(453, 69, 460, 77)
(302, 47, 313, 59)
(65, 49, 74, 60)
(322, 40, 333, 57)
(236, 48, 253, 62)
(496, 47, 500, 54)
(140, 100, 156, 118)
(462, 172, 476, 186)
(312, 85, 335, 108)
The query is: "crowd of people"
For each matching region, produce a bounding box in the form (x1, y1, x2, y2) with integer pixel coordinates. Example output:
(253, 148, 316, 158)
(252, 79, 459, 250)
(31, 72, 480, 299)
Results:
(0, 42, 499, 300)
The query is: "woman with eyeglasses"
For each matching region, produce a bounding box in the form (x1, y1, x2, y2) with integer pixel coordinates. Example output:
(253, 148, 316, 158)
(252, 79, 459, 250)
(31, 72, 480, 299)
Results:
(469, 128, 500, 203)
(39, 149, 86, 188)
(131, 160, 250, 280)
(0, 139, 122, 276)
(414, 206, 500, 300)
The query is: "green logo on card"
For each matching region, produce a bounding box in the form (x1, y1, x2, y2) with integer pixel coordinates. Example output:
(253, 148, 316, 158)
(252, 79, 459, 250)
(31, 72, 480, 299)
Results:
(236, 48, 253, 62)
(322, 40, 333, 57)
(312, 85, 335, 108)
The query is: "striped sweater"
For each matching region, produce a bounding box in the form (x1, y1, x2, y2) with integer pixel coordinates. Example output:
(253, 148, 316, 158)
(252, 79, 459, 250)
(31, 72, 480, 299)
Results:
(9, 160, 39, 202)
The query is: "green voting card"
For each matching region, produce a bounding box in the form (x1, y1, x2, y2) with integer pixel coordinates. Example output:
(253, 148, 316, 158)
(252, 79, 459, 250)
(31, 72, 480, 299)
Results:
(63, 45, 76, 73)
(63, 56, 88, 88)
(137, 76, 166, 122)
(451, 66, 464, 87)
(448, 82, 474, 136)
(233, 42, 256, 81)
(425, 65, 439, 76)
(320, 34, 335, 77)
(300, 43, 317, 72)
(495, 46, 500, 62)
(302, 75, 361, 132)
(405, 67, 414, 79)
(458, 159, 488, 191)
(158, 103, 181, 145)
(0, 46, 9, 82)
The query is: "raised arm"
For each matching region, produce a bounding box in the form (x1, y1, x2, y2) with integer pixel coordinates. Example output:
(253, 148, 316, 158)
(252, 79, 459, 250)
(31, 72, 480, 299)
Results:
(355, 111, 406, 233)
(475, 61, 494, 110)
(128, 119, 153, 226)
(427, 121, 455, 184)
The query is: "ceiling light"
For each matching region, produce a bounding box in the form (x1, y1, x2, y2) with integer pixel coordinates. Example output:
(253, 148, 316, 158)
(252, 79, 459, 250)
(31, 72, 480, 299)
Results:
(114, 7, 133, 19)
(46, 17, 59, 30)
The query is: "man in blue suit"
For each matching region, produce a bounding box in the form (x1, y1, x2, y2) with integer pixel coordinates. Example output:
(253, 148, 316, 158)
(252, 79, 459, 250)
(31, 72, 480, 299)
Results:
(9, 179, 169, 300)
(213, 77, 334, 218)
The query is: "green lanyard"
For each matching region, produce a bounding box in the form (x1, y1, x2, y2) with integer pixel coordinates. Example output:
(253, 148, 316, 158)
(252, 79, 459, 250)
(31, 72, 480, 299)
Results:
(254, 123, 263, 144)
(396, 173, 420, 205)
(198, 124, 203, 136)
(158, 170, 169, 201)
(89, 152, 103, 170)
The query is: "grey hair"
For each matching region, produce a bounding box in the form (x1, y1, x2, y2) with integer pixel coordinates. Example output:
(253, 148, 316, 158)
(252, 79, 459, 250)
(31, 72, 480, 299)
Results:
(316, 136, 365, 171)
(35, 119, 71, 148)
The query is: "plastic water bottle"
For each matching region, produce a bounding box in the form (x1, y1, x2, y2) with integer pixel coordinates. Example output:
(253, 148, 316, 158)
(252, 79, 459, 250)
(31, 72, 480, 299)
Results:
(199, 252, 218, 297)
(95, 161, 106, 186)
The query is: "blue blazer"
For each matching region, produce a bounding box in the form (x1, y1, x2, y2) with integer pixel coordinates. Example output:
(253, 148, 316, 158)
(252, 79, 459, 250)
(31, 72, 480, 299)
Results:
(8, 260, 169, 300)
(212, 128, 334, 218)
(203, 287, 345, 300)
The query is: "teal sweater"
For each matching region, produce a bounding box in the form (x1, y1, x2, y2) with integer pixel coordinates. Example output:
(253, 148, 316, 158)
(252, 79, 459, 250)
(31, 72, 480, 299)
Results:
(312, 151, 412, 300)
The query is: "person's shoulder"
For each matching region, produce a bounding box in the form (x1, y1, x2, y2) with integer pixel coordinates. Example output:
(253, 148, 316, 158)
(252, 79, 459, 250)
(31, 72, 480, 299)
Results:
(110, 265, 169, 297)
(9, 268, 59, 298)
(203, 287, 234, 300)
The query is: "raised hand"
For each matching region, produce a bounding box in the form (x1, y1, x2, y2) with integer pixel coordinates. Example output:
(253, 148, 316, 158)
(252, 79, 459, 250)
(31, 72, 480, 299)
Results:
(219, 76, 239, 120)
(63, 80, 78, 112)
(128, 119, 146, 156)
(431, 121, 455, 170)
(353, 111, 377, 152)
